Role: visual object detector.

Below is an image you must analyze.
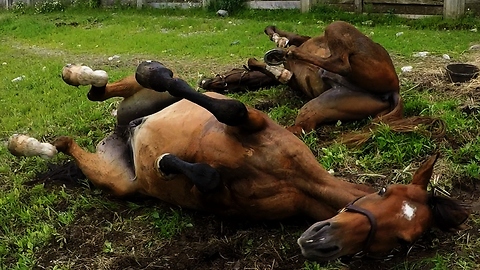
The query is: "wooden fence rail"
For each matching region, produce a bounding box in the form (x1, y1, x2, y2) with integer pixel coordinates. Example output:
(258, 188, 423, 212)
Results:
(1, 0, 479, 18)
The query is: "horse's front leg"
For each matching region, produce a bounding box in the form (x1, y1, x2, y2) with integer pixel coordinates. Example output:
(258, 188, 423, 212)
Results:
(264, 26, 311, 47)
(288, 86, 392, 135)
(135, 60, 267, 132)
(8, 133, 138, 196)
(246, 58, 293, 84)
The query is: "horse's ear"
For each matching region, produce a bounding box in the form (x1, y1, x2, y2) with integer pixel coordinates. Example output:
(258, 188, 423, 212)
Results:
(411, 153, 440, 190)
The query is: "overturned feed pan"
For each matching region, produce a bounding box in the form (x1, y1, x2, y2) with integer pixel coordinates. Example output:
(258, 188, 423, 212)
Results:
(446, 63, 479, 83)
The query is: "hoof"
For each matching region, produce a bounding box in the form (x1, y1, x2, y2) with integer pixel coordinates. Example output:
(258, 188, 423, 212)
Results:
(135, 60, 173, 91)
(286, 125, 305, 137)
(264, 48, 287, 66)
(247, 58, 266, 71)
(62, 64, 81, 86)
(8, 134, 57, 159)
(198, 77, 211, 88)
(198, 77, 224, 92)
(155, 153, 176, 180)
(61, 64, 108, 87)
(264, 25, 277, 36)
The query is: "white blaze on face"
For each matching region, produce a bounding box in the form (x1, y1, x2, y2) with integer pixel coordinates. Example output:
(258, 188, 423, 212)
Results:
(400, 201, 417, 221)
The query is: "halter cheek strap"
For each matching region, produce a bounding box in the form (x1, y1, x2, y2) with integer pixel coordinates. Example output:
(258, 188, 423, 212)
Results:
(339, 196, 378, 252)
(217, 67, 249, 88)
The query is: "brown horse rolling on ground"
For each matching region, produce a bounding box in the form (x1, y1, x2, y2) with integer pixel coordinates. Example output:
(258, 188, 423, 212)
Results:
(8, 61, 467, 261)
(199, 21, 443, 142)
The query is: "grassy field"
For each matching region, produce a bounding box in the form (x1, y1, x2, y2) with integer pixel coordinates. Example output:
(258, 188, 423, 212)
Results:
(1, 5, 480, 270)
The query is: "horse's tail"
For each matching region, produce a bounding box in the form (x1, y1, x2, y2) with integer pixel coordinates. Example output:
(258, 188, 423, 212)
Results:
(24, 160, 87, 187)
(339, 92, 446, 147)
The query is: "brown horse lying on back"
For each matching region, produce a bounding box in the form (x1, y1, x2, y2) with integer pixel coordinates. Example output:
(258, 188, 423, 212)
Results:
(200, 21, 443, 142)
(8, 61, 467, 261)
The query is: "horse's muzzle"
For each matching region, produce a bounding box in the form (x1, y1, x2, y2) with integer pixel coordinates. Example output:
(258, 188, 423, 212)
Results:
(297, 221, 342, 261)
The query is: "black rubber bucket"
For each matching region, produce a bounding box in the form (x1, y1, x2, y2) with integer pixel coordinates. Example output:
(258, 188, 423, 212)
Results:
(446, 63, 479, 83)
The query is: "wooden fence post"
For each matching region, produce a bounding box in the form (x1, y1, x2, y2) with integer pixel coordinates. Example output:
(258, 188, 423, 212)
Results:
(354, 0, 363, 13)
(202, 0, 210, 9)
(444, 0, 465, 18)
(300, 0, 313, 12)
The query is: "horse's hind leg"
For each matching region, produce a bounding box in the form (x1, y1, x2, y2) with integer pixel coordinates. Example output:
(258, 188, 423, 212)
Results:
(247, 58, 293, 84)
(157, 154, 221, 193)
(288, 86, 392, 135)
(62, 65, 181, 126)
(135, 61, 266, 132)
(53, 135, 138, 196)
(198, 68, 280, 93)
(264, 26, 311, 47)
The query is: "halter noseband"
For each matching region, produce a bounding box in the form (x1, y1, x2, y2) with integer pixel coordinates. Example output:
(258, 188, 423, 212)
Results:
(339, 196, 378, 252)
(216, 66, 249, 89)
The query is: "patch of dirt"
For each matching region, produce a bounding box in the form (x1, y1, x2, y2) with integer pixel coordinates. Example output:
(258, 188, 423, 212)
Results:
(396, 49, 480, 102)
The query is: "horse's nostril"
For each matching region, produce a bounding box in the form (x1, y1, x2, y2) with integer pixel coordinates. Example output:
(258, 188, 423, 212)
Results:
(298, 221, 333, 245)
(311, 221, 330, 233)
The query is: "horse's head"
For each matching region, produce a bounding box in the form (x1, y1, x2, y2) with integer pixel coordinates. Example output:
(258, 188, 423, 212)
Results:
(298, 153, 469, 261)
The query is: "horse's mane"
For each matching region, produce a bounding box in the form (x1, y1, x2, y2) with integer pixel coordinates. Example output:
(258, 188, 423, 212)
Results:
(428, 195, 470, 231)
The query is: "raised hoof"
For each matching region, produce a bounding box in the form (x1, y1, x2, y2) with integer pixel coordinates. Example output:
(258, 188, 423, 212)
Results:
(264, 25, 277, 37)
(61, 64, 108, 87)
(135, 60, 173, 91)
(198, 76, 227, 93)
(247, 58, 266, 71)
(156, 154, 222, 193)
(8, 134, 58, 159)
(264, 48, 287, 66)
(286, 125, 305, 137)
(62, 64, 81, 86)
(155, 153, 176, 180)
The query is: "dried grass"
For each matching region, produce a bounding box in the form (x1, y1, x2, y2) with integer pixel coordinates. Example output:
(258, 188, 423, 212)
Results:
(399, 49, 480, 101)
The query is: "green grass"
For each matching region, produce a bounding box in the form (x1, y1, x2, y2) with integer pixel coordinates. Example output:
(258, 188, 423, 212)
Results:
(0, 5, 479, 270)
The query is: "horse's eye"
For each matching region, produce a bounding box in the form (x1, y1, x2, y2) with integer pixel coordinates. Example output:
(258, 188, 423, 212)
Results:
(378, 187, 387, 196)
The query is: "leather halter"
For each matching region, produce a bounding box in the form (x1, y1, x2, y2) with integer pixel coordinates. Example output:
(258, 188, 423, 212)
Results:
(338, 196, 378, 252)
(216, 67, 249, 89)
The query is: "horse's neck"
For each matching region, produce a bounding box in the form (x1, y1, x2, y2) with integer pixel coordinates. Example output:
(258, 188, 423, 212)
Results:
(299, 171, 372, 220)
